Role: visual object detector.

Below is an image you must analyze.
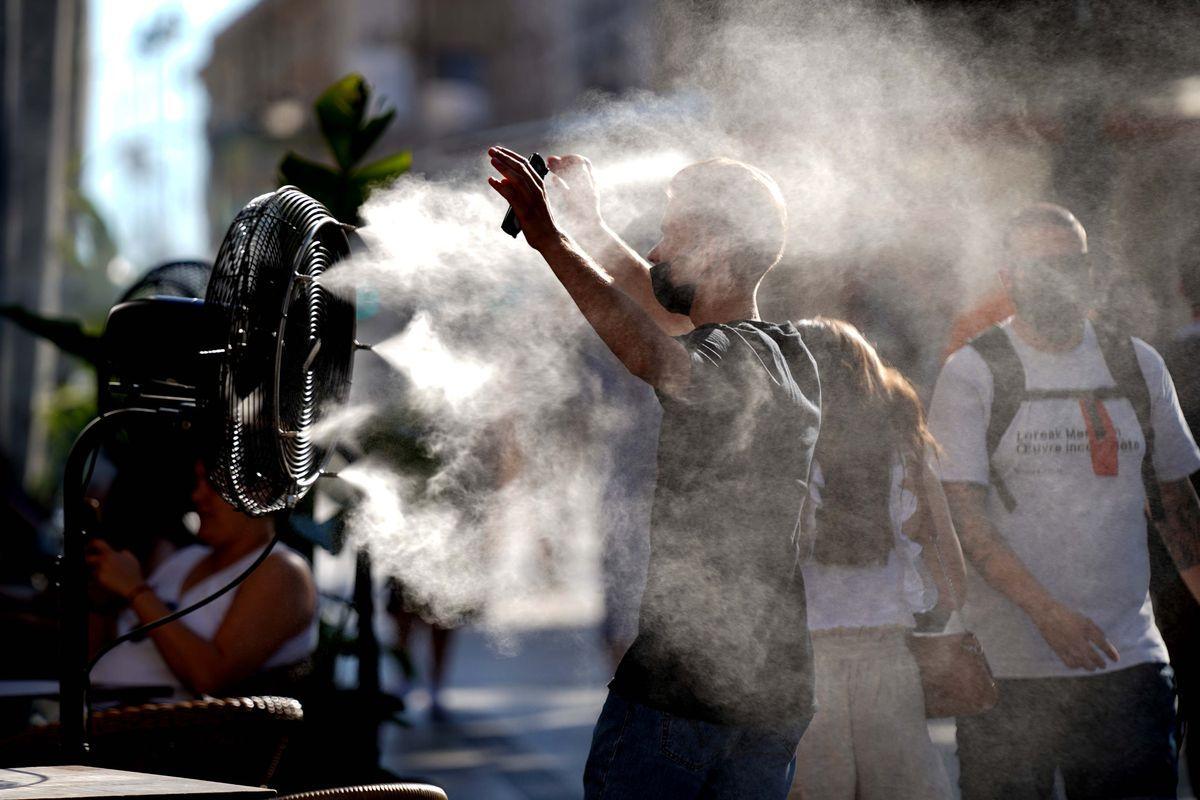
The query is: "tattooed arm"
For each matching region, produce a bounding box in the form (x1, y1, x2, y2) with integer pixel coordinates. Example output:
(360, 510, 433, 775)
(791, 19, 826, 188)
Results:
(943, 482, 1119, 671)
(1157, 478, 1200, 603)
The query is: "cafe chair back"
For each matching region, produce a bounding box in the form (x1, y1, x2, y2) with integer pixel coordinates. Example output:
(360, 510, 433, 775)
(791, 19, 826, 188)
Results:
(0, 695, 302, 786)
(279, 783, 449, 800)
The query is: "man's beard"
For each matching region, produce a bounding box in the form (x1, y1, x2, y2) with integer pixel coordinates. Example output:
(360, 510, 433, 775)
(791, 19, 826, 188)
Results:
(649, 261, 696, 317)
(1011, 273, 1087, 343)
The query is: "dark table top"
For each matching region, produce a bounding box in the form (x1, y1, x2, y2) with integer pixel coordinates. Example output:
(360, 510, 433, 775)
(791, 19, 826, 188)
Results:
(0, 683, 174, 704)
(0, 682, 56, 699)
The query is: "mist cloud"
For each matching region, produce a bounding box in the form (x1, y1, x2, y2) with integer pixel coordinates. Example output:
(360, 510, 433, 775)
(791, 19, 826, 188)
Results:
(316, 0, 1200, 632)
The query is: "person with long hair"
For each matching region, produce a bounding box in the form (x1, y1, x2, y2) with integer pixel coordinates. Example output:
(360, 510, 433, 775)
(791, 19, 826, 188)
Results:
(788, 318, 966, 800)
(88, 459, 317, 697)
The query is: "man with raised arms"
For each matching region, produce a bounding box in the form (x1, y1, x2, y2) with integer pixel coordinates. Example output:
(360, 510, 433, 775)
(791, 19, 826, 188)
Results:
(488, 147, 820, 799)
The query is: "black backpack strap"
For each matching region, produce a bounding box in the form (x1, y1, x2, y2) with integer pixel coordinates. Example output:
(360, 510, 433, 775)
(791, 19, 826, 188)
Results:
(1094, 324, 1163, 521)
(969, 326, 1025, 513)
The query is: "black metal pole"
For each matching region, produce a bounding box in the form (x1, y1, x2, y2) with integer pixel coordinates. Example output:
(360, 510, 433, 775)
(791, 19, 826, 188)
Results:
(59, 408, 155, 763)
(353, 545, 380, 767)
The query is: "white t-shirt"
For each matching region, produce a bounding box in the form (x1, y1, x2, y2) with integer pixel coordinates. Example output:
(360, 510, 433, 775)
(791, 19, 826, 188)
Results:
(90, 543, 318, 694)
(928, 319, 1200, 678)
(803, 456, 938, 630)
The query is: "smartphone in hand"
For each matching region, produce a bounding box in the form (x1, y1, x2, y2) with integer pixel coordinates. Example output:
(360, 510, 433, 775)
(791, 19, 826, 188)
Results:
(501, 152, 549, 237)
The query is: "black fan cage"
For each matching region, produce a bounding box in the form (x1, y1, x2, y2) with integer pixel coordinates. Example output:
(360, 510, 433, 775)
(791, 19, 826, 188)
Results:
(202, 187, 355, 516)
(119, 260, 212, 302)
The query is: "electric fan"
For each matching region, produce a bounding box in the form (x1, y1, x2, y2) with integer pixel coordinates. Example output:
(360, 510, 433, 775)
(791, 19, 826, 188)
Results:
(61, 187, 358, 761)
(202, 186, 355, 513)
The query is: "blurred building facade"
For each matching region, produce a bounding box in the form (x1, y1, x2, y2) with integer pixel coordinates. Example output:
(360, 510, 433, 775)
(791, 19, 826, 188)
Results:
(0, 0, 88, 486)
(201, 0, 1200, 362)
(201, 0, 657, 245)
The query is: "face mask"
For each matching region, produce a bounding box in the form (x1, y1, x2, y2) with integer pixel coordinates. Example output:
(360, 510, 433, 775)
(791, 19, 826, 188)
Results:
(1009, 259, 1088, 335)
(649, 261, 697, 317)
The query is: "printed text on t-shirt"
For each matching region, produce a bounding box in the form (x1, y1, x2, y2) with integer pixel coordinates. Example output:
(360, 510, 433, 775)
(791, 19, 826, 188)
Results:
(1012, 427, 1141, 456)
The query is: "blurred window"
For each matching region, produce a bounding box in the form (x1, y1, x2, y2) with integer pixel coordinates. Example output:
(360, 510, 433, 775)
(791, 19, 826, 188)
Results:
(435, 51, 484, 85)
(422, 50, 491, 134)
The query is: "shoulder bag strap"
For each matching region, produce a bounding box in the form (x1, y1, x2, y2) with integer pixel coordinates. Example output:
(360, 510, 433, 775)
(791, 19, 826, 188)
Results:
(1094, 324, 1163, 521)
(919, 451, 965, 614)
(968, 326, 1025, 512)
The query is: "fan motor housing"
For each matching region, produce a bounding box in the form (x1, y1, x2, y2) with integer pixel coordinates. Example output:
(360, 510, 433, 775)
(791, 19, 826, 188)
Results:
(99, 297, 222, 414)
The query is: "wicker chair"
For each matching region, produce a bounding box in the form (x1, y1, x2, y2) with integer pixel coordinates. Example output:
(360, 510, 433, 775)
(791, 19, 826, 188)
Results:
(279, 784, 448, 800)
(0, 695, 303, 786)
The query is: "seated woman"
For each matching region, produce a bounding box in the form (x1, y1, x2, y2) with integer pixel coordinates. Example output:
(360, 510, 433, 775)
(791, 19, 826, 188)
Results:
(789, 318, 967, 800)
(88, 460, 317, 697)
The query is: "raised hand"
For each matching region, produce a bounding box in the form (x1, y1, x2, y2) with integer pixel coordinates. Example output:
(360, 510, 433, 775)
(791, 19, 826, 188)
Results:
(545, 154, 605, 235)
(487, 146, 562, 253)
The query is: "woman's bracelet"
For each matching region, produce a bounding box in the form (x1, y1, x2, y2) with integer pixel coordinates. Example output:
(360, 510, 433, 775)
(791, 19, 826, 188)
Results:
(124, 583, 154, 604)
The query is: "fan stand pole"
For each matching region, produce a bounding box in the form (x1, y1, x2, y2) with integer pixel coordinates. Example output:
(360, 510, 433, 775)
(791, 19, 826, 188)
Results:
(352, 545, 381, 768)
(59, 407, 157, 763)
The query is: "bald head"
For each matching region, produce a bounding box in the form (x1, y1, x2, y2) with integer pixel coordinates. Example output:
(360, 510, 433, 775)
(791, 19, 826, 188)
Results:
(666, 158, 788, 283)
(1003, 202, 1088, 259)
(999, 203, 1092, 345)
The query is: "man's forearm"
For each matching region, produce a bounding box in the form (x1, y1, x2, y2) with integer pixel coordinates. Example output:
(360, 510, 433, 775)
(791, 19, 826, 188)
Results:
(1157, 478, 1200, 603)
(943, 481, 1120, 669)
(1179, 566, 1200, 606)
(538, 233, 689, 391)
(943, 482, 1058, 616)
(486, 145, 689, 384)
(574, 224, 640, 282)
(574, 224, 693, 336)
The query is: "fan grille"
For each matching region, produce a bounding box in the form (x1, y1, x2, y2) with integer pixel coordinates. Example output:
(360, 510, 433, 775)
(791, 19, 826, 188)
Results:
(203, 187, 354, 516)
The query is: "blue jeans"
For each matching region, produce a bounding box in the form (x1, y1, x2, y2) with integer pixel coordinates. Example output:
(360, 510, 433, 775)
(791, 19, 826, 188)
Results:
(957, 662, 1178, 800)
(583, 690, 805, 799)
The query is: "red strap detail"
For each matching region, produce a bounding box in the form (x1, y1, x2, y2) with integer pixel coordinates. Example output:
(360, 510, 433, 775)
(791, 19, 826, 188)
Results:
(1079, 398, 1119, 477)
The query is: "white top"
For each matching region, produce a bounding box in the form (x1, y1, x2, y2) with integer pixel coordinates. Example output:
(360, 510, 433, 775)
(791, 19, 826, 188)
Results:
(802, 456, 939, 630)
(928, 319, 1200, 678)
(90, 543, 317, 693)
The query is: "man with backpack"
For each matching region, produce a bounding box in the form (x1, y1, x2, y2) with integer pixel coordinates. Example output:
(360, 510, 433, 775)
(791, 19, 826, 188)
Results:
(928, 203, 1200, 799)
